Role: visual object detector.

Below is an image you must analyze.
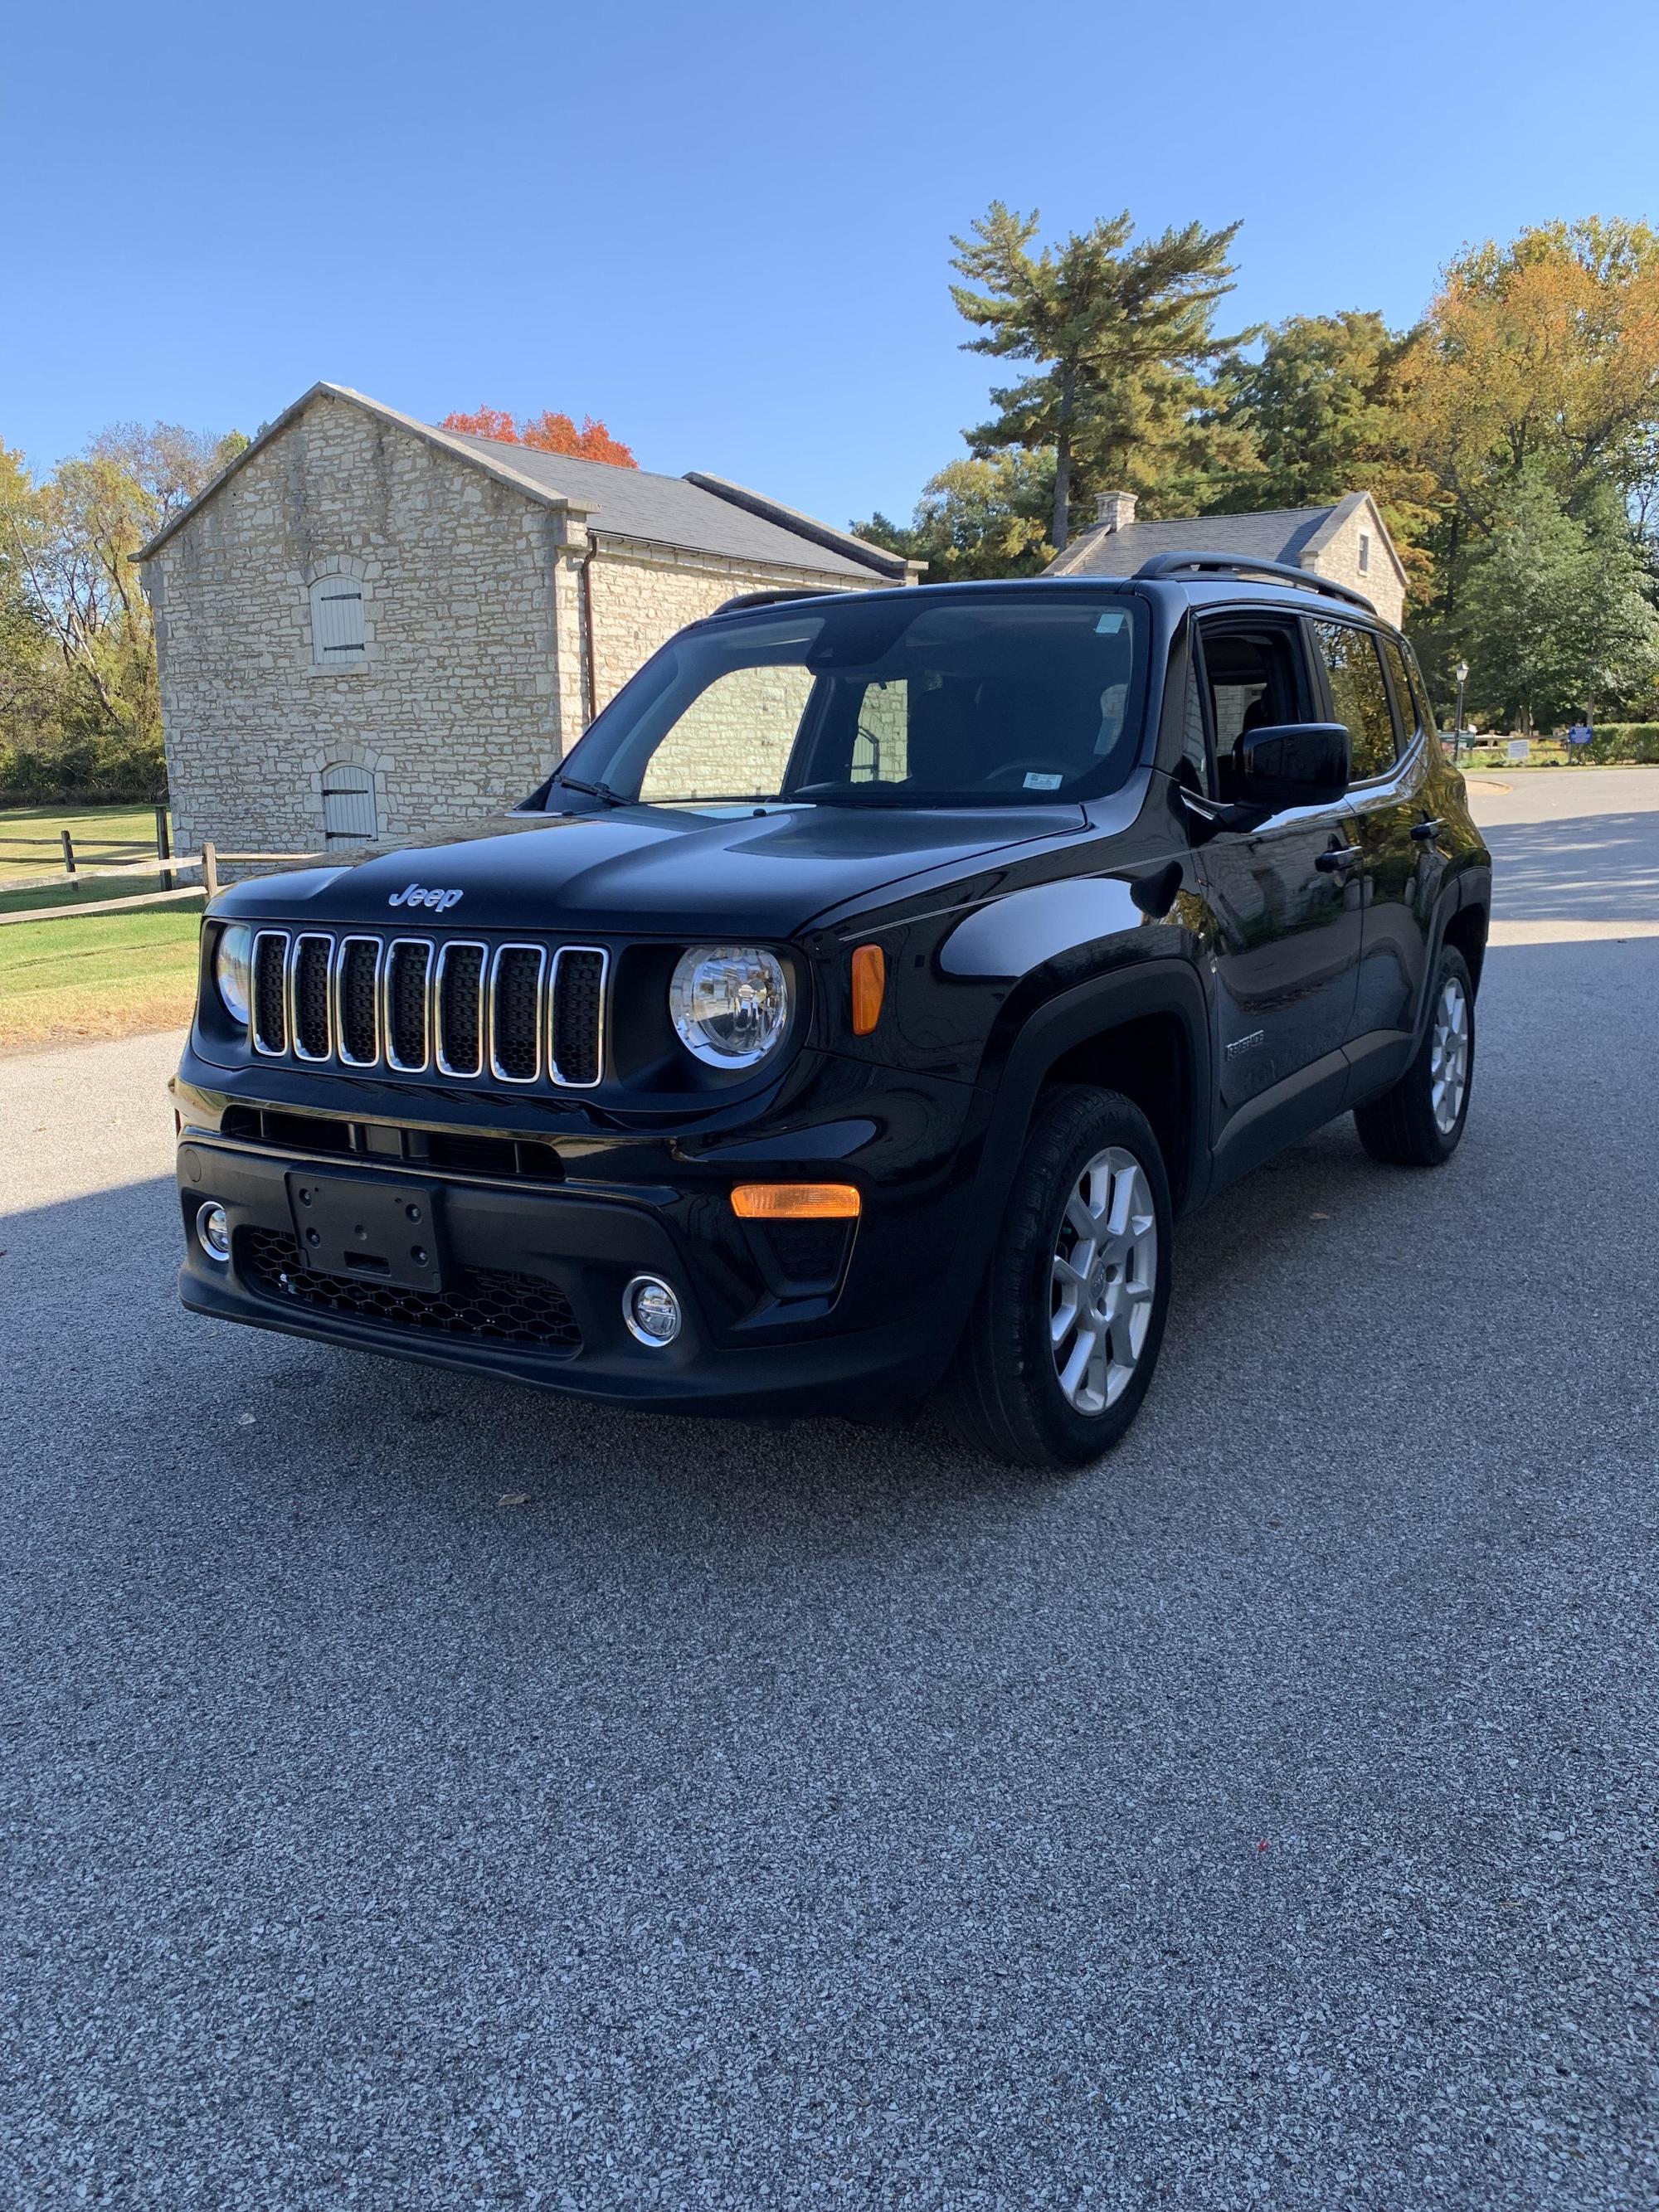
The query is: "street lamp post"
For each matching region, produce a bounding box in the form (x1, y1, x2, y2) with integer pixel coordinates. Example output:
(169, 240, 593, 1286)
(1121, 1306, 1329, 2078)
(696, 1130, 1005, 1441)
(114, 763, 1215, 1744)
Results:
(1453, 659, 1470, 763)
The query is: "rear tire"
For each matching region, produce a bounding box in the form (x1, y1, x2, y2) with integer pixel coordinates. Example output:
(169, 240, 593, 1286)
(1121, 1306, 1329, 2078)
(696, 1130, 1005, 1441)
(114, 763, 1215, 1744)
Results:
(947, 1086, 1173, 1469)
(1353, 945, 1475, 1167)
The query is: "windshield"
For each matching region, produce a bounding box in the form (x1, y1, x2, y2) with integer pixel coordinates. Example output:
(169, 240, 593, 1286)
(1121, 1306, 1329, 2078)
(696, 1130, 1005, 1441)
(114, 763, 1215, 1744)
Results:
(543, 590, 1149, 809)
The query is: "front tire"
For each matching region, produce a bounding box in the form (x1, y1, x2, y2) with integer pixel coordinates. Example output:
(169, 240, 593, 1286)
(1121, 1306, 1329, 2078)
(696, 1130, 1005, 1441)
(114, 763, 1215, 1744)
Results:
(1353, 944, 1475, 1167)
(947, 1086, 1173, 1469)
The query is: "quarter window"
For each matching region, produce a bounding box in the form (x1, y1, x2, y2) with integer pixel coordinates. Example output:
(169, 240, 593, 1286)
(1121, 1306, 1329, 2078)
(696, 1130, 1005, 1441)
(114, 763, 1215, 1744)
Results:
(1380, 635, 1417, 741)
(309, 576, 366, 664)
(1311, 620, 1396, 781)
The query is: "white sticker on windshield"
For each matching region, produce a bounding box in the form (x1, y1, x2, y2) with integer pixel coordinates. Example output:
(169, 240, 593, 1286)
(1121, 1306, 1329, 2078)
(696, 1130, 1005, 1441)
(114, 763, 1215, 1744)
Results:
(1096, 609, 1127, 633)
(1023, 772, 1064, 790)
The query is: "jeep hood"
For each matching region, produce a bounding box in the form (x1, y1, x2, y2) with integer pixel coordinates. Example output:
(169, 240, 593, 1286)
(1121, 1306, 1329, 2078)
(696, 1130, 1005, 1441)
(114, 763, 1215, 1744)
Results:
(212, 802, 1086, 936)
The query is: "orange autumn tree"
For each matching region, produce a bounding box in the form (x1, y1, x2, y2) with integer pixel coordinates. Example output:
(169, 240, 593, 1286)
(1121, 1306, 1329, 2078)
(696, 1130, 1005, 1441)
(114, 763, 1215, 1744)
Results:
(440, 406, 637, 468)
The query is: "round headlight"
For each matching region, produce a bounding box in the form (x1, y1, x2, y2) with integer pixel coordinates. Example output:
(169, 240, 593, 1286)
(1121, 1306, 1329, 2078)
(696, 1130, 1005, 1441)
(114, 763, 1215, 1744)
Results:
(669, 946, 790, 1067)
(213, 923, 253, 1026)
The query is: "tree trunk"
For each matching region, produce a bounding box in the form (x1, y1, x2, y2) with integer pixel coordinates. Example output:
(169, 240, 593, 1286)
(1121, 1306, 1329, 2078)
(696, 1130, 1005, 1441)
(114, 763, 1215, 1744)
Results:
(1051, 366, 1074, 551)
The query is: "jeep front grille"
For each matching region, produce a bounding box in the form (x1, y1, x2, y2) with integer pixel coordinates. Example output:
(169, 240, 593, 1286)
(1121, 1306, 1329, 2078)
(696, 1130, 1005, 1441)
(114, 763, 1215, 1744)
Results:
(252, 931, 289, 1055)
(291, 934, 333, 1060)
(435, 941, 485, 1077)
(243, 930, 608, 1089)
(385, 939, 432, 1071)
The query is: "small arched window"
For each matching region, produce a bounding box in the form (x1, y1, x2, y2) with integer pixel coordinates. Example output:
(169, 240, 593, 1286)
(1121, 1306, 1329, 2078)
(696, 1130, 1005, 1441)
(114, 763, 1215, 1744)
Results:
(309, 574, 366, 664)
(321, 763, 377, 843)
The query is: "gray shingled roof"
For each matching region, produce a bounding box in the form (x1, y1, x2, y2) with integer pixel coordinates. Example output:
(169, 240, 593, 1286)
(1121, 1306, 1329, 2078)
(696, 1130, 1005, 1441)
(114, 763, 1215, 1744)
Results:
(1048, 504, 1340, 579)
(443, 435, 887, 579)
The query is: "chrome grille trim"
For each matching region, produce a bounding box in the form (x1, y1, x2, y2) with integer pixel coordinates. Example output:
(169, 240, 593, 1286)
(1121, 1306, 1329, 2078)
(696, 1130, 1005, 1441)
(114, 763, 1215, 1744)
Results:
(434, 940, 489, 1078)
(547, 945, 609, 1089)
(488, 942, 547, 1084)
(251, 931, 290, 1057)
(333, 936, 382, 1067)
(239, 930, 606, 1086)
(289, 933, 335, 1062)
(382, 938, 434, 1072)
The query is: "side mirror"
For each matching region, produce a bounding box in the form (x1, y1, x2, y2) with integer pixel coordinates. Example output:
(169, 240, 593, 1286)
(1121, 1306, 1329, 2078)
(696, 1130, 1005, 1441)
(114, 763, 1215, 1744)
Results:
(1237, 722, 1350, 812)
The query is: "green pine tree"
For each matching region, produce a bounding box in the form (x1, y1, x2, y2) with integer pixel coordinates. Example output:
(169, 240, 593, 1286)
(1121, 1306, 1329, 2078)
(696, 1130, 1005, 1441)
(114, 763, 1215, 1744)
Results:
(949, 203, 1248, 550)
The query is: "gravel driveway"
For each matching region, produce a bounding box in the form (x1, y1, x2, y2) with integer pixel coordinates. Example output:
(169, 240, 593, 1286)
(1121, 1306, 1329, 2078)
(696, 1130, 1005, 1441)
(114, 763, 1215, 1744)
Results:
(4, 772, 1657, 2210)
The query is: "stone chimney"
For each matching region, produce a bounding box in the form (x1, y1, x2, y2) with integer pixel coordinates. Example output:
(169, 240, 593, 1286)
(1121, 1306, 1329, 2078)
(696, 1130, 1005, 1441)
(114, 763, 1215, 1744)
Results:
(1094, 490, 1137, 532)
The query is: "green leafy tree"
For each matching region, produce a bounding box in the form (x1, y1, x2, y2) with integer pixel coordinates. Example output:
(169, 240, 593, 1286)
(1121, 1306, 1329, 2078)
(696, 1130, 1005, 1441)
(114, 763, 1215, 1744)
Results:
(949, 202, 1248, 550)
(1457, 469, 1659, 727)
(852, 453, 1054, 580)
(1210, 309, 1439, 591)
(0, 421, 243, 799)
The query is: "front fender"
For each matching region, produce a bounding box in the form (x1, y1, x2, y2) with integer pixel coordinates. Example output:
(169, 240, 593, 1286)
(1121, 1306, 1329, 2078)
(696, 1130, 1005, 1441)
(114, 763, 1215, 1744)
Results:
(945, 958, 1213, 1304)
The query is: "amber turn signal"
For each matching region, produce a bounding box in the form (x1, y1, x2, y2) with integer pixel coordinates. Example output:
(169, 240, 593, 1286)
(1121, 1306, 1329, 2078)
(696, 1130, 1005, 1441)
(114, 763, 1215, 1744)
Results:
(850, 942, 886, 1035)
(730, 1183, 861, 1220)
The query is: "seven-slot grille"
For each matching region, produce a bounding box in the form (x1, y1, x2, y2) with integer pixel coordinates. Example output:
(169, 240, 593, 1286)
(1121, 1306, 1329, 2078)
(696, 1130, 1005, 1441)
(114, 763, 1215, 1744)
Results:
(247, 931, 607, 1087)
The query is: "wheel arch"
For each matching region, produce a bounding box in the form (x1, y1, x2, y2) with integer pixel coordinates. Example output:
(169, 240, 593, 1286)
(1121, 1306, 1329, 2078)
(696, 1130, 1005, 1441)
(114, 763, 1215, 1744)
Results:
(973, 960, 1212, 1232)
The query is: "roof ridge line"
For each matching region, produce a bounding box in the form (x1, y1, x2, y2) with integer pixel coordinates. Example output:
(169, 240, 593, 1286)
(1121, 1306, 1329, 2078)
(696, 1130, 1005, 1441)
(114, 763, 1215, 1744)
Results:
(684, 471, 914, 580)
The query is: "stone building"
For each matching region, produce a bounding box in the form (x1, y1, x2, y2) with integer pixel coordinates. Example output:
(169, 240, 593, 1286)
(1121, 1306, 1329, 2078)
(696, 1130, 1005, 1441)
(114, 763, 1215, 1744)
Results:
(1045, 489, 1406, 628)
(135, 382, 915, 855)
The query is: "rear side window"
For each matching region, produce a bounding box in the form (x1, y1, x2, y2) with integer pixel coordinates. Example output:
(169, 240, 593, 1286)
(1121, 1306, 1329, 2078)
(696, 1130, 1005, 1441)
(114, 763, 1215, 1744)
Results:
(1311, 620, 1396, 781)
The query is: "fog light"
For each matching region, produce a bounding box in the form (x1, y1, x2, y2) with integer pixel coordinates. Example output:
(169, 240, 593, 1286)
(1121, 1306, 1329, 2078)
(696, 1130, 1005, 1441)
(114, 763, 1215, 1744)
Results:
(196, 1201, 230, 1262)
(623, 1274, 682, 1347)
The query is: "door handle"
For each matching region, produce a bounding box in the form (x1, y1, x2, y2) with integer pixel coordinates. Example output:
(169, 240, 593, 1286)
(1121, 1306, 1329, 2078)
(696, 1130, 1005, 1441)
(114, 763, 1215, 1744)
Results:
(1410, 817, 1445, 843)
(1316, 843, 1362, 874)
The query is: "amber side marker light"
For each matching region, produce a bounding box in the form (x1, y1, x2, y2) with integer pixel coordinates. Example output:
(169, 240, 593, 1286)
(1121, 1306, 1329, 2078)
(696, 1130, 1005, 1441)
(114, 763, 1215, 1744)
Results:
(730, 1183, 862, 1220)
(850, 942, 886, 1036)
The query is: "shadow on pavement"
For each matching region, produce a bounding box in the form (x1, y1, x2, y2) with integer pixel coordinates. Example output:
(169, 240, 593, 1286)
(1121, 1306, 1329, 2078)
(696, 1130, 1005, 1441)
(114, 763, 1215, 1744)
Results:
(1481, 809, 1659, 923)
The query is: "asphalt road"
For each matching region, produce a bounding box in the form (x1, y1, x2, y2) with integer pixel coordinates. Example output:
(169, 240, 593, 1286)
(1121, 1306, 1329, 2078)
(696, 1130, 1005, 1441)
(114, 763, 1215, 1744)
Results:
(4, 770, 1657, 2210)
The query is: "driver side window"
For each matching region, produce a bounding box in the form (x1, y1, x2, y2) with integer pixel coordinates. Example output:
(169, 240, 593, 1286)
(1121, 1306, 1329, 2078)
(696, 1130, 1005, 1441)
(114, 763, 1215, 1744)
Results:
(1196, 620, 1313, 801)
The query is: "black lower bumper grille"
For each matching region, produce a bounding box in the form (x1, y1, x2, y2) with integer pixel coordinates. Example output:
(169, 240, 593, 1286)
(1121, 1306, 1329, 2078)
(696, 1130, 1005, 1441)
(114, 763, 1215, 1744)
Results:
(240, 1229, 581, 1354)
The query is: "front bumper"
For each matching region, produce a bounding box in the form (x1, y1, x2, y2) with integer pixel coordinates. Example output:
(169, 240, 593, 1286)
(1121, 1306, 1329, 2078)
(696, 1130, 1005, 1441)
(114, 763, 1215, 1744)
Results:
(172, 1051, 991, 1417)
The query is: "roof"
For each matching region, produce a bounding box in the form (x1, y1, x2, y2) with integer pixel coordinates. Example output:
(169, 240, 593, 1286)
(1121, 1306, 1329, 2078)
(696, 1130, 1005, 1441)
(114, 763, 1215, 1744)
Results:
(1045, 490, 1404, 588)
(134, 382, 908, 580)
(443, 435, 896, 580)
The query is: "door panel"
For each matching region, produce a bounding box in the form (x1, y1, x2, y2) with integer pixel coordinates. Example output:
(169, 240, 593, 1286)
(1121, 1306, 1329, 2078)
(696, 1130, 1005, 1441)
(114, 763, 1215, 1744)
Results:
(1200, 803, 1364, 1111)
(1192, 614, 1364, 1116)
(1329, 627, 1440, 1045)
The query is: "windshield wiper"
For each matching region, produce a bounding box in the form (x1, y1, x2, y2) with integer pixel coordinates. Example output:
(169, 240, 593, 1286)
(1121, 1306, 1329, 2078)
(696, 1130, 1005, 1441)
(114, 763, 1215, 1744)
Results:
(552, 773, 627, 808)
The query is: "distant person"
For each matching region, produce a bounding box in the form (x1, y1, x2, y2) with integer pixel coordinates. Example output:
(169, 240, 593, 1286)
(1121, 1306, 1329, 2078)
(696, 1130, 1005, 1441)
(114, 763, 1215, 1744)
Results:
(1565, 716, 1593, 762)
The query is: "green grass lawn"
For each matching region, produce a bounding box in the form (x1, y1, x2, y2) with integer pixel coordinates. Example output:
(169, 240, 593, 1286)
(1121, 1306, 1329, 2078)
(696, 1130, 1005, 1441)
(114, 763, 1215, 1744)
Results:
(0, 800, 193, 924)
(0, 899, 204, 1053)
(0, 800, 168, 873)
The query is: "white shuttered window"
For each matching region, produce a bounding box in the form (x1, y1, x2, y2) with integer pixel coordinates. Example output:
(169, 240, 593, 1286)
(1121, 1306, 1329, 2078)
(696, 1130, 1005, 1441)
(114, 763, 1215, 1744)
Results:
(322, 764, 377, 843)
(310, 576, 366, 663)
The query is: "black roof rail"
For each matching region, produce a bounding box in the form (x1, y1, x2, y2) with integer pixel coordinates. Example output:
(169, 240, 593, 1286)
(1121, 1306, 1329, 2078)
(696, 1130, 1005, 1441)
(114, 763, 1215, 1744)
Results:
(1132, 551, 1375, 614)
(713, 586, 838, 616)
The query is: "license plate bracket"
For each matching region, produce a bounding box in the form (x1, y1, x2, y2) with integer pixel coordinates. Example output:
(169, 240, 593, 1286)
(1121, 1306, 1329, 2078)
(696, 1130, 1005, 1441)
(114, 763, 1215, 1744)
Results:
(285, 1170, 447, 1292)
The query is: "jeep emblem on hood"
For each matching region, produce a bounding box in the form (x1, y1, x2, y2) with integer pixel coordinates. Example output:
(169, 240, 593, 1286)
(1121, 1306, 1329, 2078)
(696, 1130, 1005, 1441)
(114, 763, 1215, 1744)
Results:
(388, 883, 464, 912)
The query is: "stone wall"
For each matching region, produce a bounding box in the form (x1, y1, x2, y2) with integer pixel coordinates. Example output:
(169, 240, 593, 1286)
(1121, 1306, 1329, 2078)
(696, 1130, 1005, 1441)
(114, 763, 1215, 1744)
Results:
(144, 397, 892, 853)
(1306, 502, 1405, 628)
(586, 541, 868, 704)
(586, 542, 873, 800)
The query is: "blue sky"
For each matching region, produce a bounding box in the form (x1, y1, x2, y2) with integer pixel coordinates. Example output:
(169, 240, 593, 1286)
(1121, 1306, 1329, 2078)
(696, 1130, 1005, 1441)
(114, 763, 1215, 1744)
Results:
(4, 0, 1654, 527)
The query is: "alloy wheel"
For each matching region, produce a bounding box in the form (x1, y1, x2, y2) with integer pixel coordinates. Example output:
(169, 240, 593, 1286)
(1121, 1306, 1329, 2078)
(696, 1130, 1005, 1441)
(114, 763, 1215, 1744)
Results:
(1430, 975, 1470, 1135)
(1049, 1145, 1158, 1415)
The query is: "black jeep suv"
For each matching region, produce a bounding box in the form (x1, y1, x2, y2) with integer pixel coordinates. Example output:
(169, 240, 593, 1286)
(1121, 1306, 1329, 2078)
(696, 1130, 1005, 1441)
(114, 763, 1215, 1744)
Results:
(173, 557, 1490, 1467)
